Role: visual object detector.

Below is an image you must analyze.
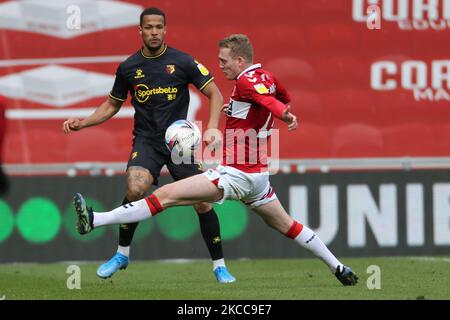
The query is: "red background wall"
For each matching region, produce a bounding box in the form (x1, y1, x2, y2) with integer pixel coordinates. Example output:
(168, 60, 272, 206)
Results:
(1, 0, 449, 164)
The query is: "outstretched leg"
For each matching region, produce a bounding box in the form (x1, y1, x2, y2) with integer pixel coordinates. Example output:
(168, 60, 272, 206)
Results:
(252, 199, 358, 286)
(75, 174, 223, 229)
(74, 173, 229, 280)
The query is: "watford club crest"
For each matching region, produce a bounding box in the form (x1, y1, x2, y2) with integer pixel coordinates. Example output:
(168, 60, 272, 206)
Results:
(166, 65, 175, 74)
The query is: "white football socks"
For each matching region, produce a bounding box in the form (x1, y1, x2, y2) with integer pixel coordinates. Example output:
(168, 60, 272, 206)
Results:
(213, 258, 226, 271)
(295, 225, 342, 272)
(117, 245, 130, 257)
(93, 198, 151, 228)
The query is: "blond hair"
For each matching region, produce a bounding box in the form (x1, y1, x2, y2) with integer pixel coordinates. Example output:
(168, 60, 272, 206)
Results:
(219, 34, 254, 62)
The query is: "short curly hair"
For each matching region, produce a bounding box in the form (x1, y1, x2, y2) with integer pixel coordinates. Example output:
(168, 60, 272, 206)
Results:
(140, 7, 166, 26)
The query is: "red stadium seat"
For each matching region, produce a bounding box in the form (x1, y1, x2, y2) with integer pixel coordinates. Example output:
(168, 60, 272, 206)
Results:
(321, 89, 379, 126)
(360, 28, 414, 56)
(279, 123, 332, 158)
(248, 26, 308, 55)
(436, 124, 450, 156)
(377, 90, 420, 125)
(332, 123, 384, 157)
(289, 90, 327, 124)
(266, 57, 316, 89)
(377, 90, 450, 126)
(313, 56, 368, 90)
(301, 0, 348, 16)
(306, 24, 360, 53)
(383, 123, 440, 157)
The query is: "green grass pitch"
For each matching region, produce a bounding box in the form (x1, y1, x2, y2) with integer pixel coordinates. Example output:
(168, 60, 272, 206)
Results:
(0, 257, 449, 300)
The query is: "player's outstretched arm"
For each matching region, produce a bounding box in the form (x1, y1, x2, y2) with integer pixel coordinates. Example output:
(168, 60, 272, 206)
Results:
(62, 97, 122, 133)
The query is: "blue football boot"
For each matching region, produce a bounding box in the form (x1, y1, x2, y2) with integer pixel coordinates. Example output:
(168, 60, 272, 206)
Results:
(97, 252, 129, 279)
(214, 266, 236, 284)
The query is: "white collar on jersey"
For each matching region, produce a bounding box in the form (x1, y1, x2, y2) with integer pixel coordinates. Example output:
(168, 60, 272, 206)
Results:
(236, 63, 262, 80)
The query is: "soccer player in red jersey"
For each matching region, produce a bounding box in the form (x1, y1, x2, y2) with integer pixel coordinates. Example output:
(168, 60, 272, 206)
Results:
(74, 34, 358, 286)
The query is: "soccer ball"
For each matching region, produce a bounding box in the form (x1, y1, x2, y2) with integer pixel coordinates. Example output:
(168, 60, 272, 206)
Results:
(165, 120, 202, 158)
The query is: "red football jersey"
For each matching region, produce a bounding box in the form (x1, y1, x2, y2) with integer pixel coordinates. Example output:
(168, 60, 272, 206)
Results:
(223, 64, 291, 173)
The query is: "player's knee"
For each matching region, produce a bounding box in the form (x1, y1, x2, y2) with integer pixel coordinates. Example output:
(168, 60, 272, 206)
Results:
(194, 202, 212, 214)
(126, 167, 152, 201)
(127, 185, 147, 201)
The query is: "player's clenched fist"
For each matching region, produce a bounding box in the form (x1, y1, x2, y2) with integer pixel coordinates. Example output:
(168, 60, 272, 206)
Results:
(282, 105, 298, 131)
(63, 118, 83, 133)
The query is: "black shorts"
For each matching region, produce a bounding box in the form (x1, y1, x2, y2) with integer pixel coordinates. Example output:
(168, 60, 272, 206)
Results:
(126, 137, 203, 185)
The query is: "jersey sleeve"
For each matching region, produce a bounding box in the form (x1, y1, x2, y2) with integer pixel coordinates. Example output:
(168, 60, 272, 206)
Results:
(185, 57, 214, 91)
(274, 76, 291, 104)
(238, 78, 287, 119)
(109, 64, 129, 102)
